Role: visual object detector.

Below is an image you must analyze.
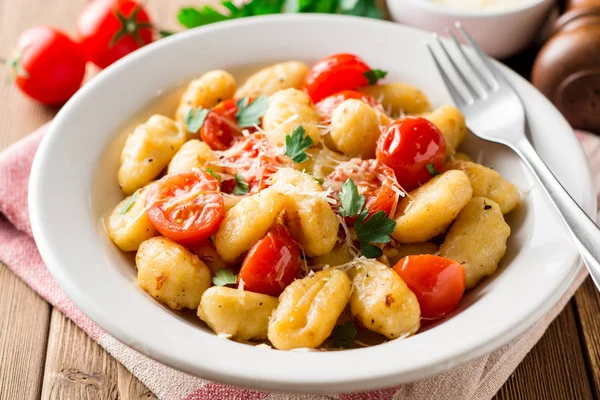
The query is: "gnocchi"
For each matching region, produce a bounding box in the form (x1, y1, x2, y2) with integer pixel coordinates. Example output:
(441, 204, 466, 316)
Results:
(105, 54, 518, 351)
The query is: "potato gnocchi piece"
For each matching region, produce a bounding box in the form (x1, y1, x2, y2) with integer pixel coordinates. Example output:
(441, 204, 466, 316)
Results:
(385, 242, 439, 267)
(329, 99, 390, 158)
(236, 61, 308, 98)
(168, 139, 217, 174)
(349, 259, 420, 339)
(262, 88, 321, 146)
(293, 147, 349, 180)
(423, 105, 466, 156)
(271, 169, 339, 256)
(106, 186, 155, 252)
(311, 244, 355, 268)
(268, 269, 352, 350)
(189, 240, 229, 275)
(359, 82, 432, 116)
(440, 198, 510, 288)
(198, 286, 278, 341)
(118, 115, 186, 194)
(175, 70, 236, 136)
(393, 170, 473, 243)
(215, 188, 286, 263)
(136, 237, 211, 310)
(445, 160, 520, 214)
(452, 152, 473, 162)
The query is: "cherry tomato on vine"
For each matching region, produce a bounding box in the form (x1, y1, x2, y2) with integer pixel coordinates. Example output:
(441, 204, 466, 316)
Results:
(315, 90, 381, 123)
(328, 159, 401, 223)
(238, 225, 302, 296)
(393, 255, 466, 319)
(9, 26, 86, 105)
(376, 117, 446, 192)
(146, 170, 224, 245)
(77, 0, 153, 69)
(303, 53, 384, 103)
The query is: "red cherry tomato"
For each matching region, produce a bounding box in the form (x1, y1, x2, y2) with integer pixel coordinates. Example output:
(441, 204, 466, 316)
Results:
(327, 159, 401, 222)
(315, 90, 381, 123)
(77, 0, 153, 69)
(219, 133, 282, 194)
(376, 117, 446, 192)
(393, 255, 466, 319)
(304, 53, 376, 103)
(200, 99, 242, 150)
(238, 225, 302, 296)
(146, 170, 224, 245)
(9, 26, 86, 105)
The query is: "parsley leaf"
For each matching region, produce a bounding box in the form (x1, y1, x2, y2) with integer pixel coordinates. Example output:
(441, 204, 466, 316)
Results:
(363, 69, 388, 85)
(184, 107, 209, 133)
(330, 322, 357, 348)
(236, 96, 269, 128)
(284, 126, 313, 163)
(212, 268, 238, 286)
(314, 176, 325, 185)
(355, 210, 396, 258)
(159, 30, 175, 38)
(339, 0, 384, 18)
(338, 178, 365, 217)
(426, 163, 440, 177)
(120, 189, 141, 215)
(232, 174, 250, 195)
(206, 169, 221, 181)
(178, 6, 230, 29)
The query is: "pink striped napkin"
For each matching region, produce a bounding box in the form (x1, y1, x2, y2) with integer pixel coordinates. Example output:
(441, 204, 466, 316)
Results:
(2, 125, 600, 400)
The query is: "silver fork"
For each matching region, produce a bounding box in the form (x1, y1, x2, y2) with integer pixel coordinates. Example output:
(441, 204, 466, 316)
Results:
(427, 23, 600, 288)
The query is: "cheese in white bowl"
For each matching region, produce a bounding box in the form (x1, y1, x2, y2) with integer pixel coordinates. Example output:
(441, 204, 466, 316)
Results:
(431, 0, 536, 12)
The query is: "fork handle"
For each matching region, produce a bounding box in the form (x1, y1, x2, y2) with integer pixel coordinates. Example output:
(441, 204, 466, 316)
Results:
(514, 138, 600, 287)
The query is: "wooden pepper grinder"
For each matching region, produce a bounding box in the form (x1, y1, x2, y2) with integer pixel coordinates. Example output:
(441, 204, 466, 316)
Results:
(532, 0, 600, 133)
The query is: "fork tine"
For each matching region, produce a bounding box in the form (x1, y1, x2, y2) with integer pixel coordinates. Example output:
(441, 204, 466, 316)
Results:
(436, 32, 484, 99)
(426, 41, 468, 106)
(455, 22, 503, 88)
(446, 29, 493, 92)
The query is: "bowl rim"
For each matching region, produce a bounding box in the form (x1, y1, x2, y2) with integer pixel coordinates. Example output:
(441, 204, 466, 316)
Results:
(28, 14, 597, 393)
(394, 0, 552, 17)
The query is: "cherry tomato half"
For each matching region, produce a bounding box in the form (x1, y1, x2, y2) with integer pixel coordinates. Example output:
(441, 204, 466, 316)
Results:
(146, 170, 224, 245)
(327, 159, 401, 222)
(10, 26, 87, 105)
(315, 90, 381, 123)
(393, 255, 466, 319)
(376, 117, 446, 192)
(219, 133, 282, 194)
(200, 99, 242, 150)
(304, 53, 375, 103)
(77, 0, 153, 69)
(238, 225, 302, 296)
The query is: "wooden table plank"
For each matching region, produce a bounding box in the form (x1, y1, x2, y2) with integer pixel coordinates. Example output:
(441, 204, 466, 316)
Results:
(494, 301, 594, 400)
(574, 277, 600, 398)
(0, 265, 51, 400)
(41, 308, 156, 400)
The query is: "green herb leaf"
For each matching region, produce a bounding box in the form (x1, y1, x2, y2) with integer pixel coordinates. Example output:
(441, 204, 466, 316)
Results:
(284, 126, 313, 163)
(355, 210, 396, 258)
(120, 189, 141, 215)
(232, 174, 250, 195)
(314, 176, 325, 185)
(206, 169, 221, 181)
(177, 6, 230, 28)
(338, 178, 366, 217)
(360, 243, 383, 259)
(363, 69, 388, 85)
(184, 107, 209, 133)
(159, 30, 175, 38)
(236, 96, 269, 128)
(330, 322, 357, 348)
(339, 0, 384, 18)
(426, 163, 440, 177)
(212, 268, 238, 286)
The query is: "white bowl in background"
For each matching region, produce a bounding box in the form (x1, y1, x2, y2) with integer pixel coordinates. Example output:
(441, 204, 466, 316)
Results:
(29, 15, 595, 393)
(386, 0, 555, 58)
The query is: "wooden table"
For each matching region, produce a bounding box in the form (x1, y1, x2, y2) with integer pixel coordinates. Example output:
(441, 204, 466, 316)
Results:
(1, 0, 600, 398)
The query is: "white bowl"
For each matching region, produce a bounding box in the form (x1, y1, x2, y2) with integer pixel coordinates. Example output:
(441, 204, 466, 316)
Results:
(29, 15, 595, 393)
(386, 0, 555, 58)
